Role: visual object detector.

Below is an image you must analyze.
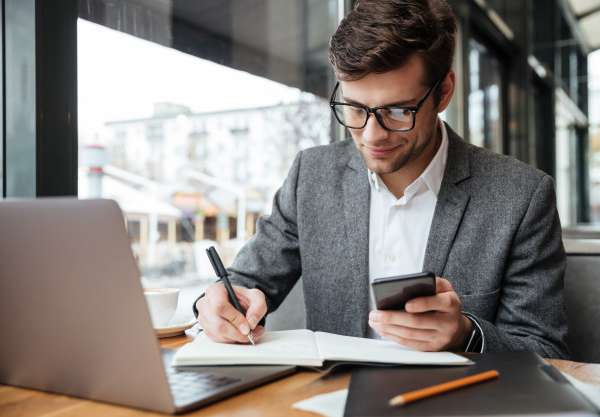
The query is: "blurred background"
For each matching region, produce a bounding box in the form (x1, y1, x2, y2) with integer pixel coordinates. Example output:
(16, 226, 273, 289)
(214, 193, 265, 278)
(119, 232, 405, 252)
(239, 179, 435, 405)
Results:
(2, 0, 599, 317)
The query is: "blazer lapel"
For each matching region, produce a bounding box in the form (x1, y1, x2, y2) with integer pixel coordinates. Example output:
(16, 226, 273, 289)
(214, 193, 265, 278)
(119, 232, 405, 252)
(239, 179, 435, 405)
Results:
(342, 148, 370, 336)
(423, 127, 471, 277)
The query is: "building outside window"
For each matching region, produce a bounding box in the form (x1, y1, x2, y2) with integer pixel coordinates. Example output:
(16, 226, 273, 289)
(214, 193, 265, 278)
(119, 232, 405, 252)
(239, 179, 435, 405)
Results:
(77, 1, 339, 304)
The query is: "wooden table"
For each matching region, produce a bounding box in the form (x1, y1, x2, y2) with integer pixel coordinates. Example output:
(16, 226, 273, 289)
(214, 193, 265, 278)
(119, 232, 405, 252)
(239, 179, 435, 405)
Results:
(2, 334, 599, 417)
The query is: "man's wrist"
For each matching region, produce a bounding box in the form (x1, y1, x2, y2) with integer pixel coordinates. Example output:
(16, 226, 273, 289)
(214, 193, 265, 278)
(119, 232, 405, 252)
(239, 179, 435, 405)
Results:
(452, 314, 474, 351)
(462, 312, 484, 352)
(192, 293, 205, 318)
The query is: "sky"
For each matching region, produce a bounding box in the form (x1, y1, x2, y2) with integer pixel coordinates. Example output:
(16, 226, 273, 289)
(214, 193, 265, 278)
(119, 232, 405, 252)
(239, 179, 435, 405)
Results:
(77, 19, 305, 143)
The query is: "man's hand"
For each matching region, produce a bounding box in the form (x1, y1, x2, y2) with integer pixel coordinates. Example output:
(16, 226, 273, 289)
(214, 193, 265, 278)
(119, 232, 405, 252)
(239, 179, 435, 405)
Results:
(196, 283, 267, 343)
(368, 277, 473, 351)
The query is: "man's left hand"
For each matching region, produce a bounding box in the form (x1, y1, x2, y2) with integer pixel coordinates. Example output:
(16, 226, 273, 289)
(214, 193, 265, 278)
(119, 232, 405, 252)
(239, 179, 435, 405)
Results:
(368, 277, 473, 351)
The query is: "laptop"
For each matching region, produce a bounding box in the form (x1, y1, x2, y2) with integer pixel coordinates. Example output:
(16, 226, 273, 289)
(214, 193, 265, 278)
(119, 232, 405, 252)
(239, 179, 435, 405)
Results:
(0, 198, 295, 414)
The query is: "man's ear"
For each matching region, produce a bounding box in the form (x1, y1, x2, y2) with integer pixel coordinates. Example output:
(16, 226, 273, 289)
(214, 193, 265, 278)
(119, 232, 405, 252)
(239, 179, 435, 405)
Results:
(436, 70, 455, 113)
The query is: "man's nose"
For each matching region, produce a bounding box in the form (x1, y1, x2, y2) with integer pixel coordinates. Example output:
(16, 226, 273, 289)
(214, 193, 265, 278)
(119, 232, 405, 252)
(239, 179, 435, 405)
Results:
(361, 113, 389, 145)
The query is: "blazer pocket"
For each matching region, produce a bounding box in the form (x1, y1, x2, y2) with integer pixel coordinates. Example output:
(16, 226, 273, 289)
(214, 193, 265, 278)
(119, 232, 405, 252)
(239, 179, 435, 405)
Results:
(459, 288, 501, 321)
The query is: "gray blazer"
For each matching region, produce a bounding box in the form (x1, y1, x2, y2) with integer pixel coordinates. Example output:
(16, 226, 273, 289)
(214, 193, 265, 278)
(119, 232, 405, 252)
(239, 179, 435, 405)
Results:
(229, 125, 568, 359)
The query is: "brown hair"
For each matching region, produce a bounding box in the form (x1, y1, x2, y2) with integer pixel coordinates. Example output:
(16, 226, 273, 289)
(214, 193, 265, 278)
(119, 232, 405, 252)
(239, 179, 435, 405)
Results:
(329, 0, 457, 90)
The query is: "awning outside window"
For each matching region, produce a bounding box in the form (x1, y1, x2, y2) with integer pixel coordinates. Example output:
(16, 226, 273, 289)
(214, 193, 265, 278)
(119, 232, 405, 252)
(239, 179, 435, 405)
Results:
(569, 0, 600, 51)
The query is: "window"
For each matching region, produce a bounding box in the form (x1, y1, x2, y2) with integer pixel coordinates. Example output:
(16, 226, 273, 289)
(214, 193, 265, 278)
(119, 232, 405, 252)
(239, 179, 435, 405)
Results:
(555, 93, 580, 225)
(588, 50, 600, 222)
(1, 118, 3, 197)
(468, 37, 504, 153)
(77, 1, 339, 305)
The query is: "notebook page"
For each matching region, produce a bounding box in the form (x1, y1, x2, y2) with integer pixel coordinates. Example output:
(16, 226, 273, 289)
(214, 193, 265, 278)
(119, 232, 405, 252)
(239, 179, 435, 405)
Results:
(172, 329, 323, 367)
(315, 332, 472, 366)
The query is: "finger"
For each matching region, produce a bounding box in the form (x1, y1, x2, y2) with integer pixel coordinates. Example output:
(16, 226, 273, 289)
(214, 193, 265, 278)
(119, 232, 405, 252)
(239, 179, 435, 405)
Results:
(403, 278, 452, 313)
(379, 331, 434, 351)
(238, 296, 251, 311)
(436, 277, 454, 293)
(370, 310, 438, 329)
(232, 286, 252, 304)
(202, 327, 233, 343)
(251, 325, 266, 341)
(232, 285, 266, 311)
(373, 323, 436, 342)
(236, 288, 267, 329)
(197, 313, 238, 343)
(203, 327, 246, 344)
(208, 291, 251, 336)
(405, 292, 457, 313)
(210, 284, 258, 323)
(197, 300, 247, 343)
(234, 291, 262, 315)
(204, 315, 250, 344)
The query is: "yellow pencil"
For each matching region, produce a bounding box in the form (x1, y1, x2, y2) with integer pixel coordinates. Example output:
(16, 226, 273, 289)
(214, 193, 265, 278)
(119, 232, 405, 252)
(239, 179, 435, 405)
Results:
(389, 370, 500, 407)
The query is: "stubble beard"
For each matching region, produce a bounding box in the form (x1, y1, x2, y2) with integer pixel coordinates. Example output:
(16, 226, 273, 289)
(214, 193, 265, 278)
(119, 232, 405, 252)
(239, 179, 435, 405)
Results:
(362, 135, 430, 175)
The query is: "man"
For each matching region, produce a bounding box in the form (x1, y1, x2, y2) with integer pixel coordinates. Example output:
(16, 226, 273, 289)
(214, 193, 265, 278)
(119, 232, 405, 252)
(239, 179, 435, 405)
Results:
(193, 0, 568, 357)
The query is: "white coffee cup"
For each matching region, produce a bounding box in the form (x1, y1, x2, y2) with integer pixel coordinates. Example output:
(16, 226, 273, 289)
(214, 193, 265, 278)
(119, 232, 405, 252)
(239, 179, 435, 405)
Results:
(144, 288, 179, 328)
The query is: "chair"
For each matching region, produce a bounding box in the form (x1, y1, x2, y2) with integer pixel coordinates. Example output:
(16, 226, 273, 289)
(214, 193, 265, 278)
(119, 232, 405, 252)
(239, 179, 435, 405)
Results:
(564, 239, 600, 363)
(264, 279, 306, 331)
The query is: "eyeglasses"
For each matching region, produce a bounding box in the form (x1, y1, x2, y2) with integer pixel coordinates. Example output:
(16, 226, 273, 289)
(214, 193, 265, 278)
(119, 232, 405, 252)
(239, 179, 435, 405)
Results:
(329, 77, 442, 132)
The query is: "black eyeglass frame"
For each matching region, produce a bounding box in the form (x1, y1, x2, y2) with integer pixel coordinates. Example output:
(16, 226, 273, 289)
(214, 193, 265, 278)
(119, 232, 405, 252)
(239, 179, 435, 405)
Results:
(329, 76, 443, 132)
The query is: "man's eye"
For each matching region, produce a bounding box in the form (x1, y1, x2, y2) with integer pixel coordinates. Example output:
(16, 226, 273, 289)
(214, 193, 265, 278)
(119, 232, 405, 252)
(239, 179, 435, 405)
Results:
(347, 106, 365, 115)
(386, 108, 412, 119)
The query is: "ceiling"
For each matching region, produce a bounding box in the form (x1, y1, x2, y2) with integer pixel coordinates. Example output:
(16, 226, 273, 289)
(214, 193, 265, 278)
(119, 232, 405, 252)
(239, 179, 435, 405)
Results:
(568, 0, 600, 50)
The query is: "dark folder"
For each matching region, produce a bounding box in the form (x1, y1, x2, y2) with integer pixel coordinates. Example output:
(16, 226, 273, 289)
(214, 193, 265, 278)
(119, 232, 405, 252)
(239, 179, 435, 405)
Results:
(344, 352, 599, 416)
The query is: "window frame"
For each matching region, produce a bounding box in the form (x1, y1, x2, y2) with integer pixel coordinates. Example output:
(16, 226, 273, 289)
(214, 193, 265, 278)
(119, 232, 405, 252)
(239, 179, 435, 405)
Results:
(1, 0, 348, 198)
(1, 0, 78, 198)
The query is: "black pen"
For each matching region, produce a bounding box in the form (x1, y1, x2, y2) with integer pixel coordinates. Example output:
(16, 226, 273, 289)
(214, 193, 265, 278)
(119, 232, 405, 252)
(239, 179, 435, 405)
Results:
(206, 246, 255, 345)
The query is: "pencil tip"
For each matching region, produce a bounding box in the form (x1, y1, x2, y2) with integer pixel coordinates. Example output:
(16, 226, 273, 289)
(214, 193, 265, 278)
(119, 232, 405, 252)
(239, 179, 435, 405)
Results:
(389, 397, 405, 407)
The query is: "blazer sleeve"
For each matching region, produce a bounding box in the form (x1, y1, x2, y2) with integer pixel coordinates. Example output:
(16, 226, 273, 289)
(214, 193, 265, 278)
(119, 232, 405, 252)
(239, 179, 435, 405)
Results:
(465, 175, 569, 359)
(226, 151, 303, 314)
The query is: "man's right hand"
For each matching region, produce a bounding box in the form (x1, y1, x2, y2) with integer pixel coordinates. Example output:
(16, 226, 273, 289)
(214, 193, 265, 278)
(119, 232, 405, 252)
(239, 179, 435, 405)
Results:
(195, 283, 267, 343)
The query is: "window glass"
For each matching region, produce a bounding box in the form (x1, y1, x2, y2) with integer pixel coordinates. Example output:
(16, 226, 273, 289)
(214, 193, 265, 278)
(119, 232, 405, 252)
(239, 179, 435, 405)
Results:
(588, 50, 600, 222)
(555, 95, 579, 225)
(77, 1, 339, 314)
(468, 37, 504, 153)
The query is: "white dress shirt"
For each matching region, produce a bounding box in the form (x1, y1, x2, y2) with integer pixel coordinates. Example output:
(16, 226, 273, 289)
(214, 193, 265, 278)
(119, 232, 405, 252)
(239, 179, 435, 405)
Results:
(368, 119, 449, 338)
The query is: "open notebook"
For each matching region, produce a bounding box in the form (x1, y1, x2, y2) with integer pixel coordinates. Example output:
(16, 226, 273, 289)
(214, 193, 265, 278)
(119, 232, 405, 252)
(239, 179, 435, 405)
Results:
(172, 330, 472, 368)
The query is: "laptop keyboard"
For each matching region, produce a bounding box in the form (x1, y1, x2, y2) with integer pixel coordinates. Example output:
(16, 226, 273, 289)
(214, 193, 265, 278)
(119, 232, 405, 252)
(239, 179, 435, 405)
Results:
(166, 366, 241, 406)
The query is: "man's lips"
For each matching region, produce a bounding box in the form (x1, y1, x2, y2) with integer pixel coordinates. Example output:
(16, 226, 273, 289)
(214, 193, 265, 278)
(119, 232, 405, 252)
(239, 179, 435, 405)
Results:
(364, 144, 401, 157)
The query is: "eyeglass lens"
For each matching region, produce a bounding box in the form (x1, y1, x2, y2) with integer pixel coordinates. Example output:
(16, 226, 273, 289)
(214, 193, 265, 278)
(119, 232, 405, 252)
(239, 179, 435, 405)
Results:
(333, 104, 414, 130)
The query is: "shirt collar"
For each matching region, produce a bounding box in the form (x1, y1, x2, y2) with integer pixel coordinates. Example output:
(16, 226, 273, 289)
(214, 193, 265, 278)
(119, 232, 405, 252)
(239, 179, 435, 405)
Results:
(367, 118, 449, 197)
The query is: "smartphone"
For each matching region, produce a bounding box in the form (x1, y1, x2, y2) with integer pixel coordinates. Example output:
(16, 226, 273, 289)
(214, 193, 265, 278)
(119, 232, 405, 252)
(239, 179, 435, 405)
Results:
(371, 271, 436, 310)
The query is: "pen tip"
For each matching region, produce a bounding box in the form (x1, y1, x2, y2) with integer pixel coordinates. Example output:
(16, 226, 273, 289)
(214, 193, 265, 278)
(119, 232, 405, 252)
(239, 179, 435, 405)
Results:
(247, 332, 255, 345)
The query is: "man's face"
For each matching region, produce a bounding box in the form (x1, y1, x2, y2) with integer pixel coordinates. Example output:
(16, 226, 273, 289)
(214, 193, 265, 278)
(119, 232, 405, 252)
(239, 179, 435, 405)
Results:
(339, 56, 450, 175)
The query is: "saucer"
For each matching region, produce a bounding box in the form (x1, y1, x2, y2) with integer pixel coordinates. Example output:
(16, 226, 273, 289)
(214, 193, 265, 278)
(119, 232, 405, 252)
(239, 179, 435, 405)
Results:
(155, 318, 197, 338)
